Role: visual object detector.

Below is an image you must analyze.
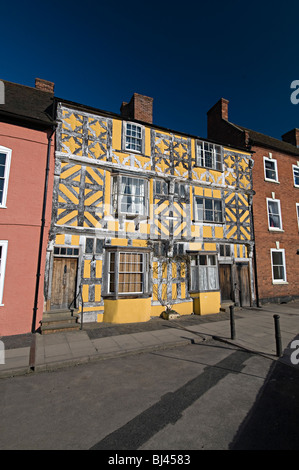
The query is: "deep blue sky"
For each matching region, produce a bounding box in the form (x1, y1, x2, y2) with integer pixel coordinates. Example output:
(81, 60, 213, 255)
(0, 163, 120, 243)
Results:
(2, 0, 299, 140)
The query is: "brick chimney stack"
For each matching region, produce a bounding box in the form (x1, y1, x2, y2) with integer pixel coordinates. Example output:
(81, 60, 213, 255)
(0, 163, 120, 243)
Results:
(120, 93, 153, 124)
(35, 78, 55, 94)
(281, 128, 299, 147)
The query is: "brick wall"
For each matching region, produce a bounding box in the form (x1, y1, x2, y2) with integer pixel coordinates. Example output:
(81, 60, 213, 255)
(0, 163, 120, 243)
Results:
(252, 145, 299, 302)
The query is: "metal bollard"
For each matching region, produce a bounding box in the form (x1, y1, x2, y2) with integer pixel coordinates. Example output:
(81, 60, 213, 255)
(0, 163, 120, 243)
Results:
(230, 305, 236, 340)
(274, 314, 282, 357)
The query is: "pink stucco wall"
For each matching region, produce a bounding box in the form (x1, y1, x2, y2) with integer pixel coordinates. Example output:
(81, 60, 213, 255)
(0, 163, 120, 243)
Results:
(0, 122, 54, 335)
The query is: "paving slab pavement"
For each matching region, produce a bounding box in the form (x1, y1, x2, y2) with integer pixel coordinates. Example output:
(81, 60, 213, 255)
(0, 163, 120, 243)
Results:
(0, 301, 299, 378)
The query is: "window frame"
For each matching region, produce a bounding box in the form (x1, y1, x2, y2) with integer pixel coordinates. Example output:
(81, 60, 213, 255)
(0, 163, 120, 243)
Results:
(188, 251, 219, 293)
(292, 165, 299, 188)
(196, 140, 223, 172)
(0, 241, 8, 305)
(112, 174, 149, 218)
(266, 198, 283, 231)
(263, 156, 278, 183)
(105, 248, 150, 297)
(122, 121, 145, 154)
(0, 146, 12, 208)
(270, 248, 287, 284)
(194, 196, 224, 223)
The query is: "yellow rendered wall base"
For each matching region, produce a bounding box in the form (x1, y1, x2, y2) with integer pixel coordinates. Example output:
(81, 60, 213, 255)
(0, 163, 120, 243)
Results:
(151, 301, 193, 318)
(103, 297, 151, 323)
(190, 292, 221, 315)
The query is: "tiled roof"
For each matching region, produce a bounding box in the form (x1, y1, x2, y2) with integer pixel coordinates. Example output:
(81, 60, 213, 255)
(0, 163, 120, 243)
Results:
(0, 79, 55, 127)
(235, 124, 299, 156)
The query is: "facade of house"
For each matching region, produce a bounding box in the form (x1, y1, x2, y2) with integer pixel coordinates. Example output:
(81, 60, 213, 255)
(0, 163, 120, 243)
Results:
(207, 98, 299, 304)
(43, 93, 255, 326)
(0, 78, 55, 336)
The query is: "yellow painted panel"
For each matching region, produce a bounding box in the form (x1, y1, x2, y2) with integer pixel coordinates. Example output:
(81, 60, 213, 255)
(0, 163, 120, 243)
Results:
(59, 184, 79, 204)
(153, 263, 158, 279)
(108, 220, 119, 232)
(60, 164, 81, 180)
(189, 242, 203, 251)
(194, 186, 204, 196)
(204, 243, 216, 251)
(57, 210, 78, 226)
(145, 127, 151, 156)
(190, 225, 200, 237)
(125, 221, 135, 233)
(96, 260, 102, 278)
(162, 263, 167, 279)
(82, 285, 89, 303)
(111, 239, 128, 246)
(226, 226, 237, 239)
(112, 119, 122, 149)
(190, 291, 220, 315)
(181, 282, 186, 299)
(204, 188, 212, 198)
(84, 260, 90, 278)
(215, 226, 223, 238)
(62, 112, 82, 132)
(172, 263, 177, 278)
(172, 283, 177, 299)
(55, 234, 65, 245)
(203, 226, 212, 238)
(83, 212, 99, 227)
(95, 284, 101, 302)
(213, 189, 221, 198)
(103, 297, 151, 323)
(71, 235, 80, 246)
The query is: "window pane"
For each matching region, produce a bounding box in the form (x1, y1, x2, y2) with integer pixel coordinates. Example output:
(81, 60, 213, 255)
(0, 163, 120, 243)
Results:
(268, 201, 281, 228)
(272, 251, 283, 265)
(265, 160, 276, 180)
(86, 238, 94, 253)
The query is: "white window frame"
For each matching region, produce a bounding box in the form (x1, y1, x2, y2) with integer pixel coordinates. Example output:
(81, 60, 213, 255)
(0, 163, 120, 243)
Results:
(292, 165, 299, 188)
(189, 252, 219, 292)
(123, 122, 144, 154)
(0, 146, 12, 208)
(267, 198, 283, 231)
(263, 156, 278, 183)
(112, 174, 149, 217)
(107, 250, 149, 296)
(196, 140, 223, 171)
(0, 241, 8, 305)
(271, 248, 287, 284)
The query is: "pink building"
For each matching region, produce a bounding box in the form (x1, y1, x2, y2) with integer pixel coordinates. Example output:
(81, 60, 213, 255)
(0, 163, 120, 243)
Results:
(0, 78, 55, 336)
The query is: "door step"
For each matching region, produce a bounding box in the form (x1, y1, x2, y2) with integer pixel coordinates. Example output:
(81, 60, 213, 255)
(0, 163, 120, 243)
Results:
(41, 310, 80, 335)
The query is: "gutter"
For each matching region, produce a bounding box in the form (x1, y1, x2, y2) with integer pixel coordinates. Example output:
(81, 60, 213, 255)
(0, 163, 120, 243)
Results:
(31, 125, 56, 333)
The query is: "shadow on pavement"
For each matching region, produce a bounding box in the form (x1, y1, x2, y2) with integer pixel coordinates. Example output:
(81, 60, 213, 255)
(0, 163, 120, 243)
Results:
(230, 340, 299, 450)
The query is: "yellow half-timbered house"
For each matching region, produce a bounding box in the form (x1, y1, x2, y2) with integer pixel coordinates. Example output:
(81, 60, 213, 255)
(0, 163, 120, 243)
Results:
(44, 93, 255, 326)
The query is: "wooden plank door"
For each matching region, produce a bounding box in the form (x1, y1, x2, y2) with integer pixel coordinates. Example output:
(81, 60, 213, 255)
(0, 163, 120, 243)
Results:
(219, 264, 232, 301)
(237, 262, 251, 307)
(50, 257, 78, 310)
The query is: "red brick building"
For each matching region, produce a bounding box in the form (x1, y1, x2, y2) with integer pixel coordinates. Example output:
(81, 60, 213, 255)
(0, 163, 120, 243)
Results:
(0, 78, 55, 335)
(207, 98, 299, 304)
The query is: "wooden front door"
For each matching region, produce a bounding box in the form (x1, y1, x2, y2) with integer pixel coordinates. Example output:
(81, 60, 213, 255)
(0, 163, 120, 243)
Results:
(237, 262, 251, 307)
(219, 264, 232, 301)
(50, 257, 78, 310)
